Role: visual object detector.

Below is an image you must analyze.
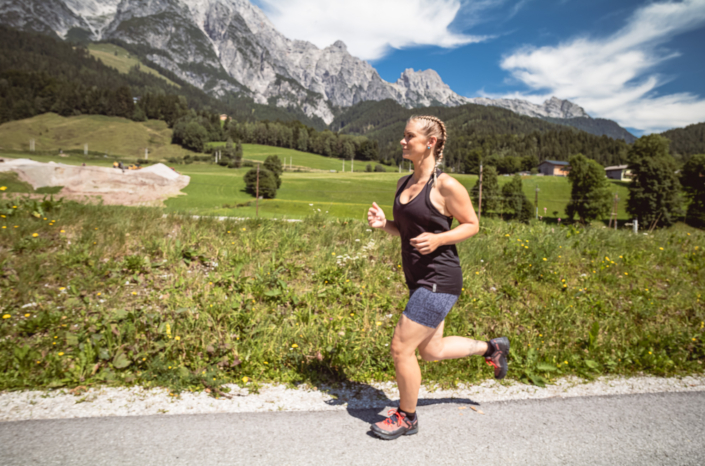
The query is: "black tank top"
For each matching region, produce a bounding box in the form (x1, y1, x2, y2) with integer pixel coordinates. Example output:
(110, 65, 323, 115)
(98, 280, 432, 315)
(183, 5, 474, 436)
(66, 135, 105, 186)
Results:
(392, 170, 463, 296)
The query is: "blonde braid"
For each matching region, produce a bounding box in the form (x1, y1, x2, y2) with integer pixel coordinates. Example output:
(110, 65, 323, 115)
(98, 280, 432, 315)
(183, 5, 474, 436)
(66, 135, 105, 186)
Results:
(408, 115, 447, 186)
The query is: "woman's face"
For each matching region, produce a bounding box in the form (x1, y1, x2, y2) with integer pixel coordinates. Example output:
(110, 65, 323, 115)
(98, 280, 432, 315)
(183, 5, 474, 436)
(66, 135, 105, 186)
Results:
(400, 120, 435, 162)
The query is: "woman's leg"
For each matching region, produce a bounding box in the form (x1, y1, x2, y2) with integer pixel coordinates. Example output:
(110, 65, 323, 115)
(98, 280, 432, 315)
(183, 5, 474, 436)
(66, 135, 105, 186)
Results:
(390, 315, 440, 413)
(417, 320, 488, 361)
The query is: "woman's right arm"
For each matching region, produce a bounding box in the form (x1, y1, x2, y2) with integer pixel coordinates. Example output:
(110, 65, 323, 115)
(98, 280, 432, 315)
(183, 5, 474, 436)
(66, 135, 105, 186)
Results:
(367, 178, 403, 236)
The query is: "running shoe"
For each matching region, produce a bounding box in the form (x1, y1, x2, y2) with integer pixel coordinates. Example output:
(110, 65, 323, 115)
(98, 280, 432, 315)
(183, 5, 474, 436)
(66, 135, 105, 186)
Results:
(485, 336, 510, 379)
(370, 409, 418, 440)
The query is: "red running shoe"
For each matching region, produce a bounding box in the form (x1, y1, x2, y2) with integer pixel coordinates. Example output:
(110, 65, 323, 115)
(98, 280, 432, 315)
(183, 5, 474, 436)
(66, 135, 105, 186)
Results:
(370, 409, 419, 440)
(485, 336, 510, 379)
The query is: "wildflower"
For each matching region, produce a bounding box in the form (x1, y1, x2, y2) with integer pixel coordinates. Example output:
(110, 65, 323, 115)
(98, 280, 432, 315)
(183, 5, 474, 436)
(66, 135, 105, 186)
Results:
(24, 313, 30, 317)
(60, 230, 65, 233)
(292, 344, 298, 348)
(132, 291, 137, 295)
(243, 376, 249, 383)
(264, 362, 268, 365)
(624, 273, 628, 275)
(58, 352, 64, 356)
(332, 253, 335, 255)
(2, 314, 10, 319)
(475, 272, 479, 275)
(350, 313, 354, 316)
(175, 336, 180, 341)
(376, 322, 382, 326)
(97, 292, 101, 296)
(543, 258, 547, 261)
(659, 247, 663, 250)
(0, 186, 5, 191)
(32, 233, 39, 237)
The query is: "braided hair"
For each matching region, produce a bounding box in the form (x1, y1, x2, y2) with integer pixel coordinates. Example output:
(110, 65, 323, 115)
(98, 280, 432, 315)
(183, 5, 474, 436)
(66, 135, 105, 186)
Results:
(408, 115, 447, 186)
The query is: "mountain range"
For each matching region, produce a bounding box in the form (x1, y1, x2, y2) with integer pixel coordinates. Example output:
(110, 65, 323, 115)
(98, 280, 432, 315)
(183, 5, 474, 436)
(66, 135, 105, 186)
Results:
(0, 0, 635, 142)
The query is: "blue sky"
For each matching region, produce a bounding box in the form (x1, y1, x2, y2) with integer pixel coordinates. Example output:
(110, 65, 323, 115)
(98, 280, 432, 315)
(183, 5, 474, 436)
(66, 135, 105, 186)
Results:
(256, 0, 705, 134)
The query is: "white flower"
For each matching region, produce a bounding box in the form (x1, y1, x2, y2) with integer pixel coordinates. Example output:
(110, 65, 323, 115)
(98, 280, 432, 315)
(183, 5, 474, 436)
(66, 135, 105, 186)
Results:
(480, 260, 484, 263)
(21, 303, 37, 308)
(309, 204, 313, 206)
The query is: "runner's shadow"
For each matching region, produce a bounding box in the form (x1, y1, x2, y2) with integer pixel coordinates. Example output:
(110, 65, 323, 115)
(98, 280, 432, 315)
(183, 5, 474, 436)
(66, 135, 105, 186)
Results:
(299, 359, 481, 426)
(317, 381, 481, 425)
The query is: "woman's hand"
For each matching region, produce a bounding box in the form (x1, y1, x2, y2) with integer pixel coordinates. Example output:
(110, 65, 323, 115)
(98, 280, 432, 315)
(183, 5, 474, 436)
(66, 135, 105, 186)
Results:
(367, 202, 386, 229)
(410, 232, 442, 255)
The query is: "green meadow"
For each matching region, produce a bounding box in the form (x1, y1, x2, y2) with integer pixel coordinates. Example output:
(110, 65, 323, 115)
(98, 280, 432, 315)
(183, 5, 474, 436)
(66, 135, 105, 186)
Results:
(0, 114, 632, 222)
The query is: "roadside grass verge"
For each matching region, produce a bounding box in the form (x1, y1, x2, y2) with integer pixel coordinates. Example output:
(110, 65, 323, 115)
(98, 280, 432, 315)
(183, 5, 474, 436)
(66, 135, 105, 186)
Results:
(1, 192, 703, 395)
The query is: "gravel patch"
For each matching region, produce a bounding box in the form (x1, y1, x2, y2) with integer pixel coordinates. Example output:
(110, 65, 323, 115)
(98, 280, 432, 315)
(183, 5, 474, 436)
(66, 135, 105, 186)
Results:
(2, 375, 704, 422)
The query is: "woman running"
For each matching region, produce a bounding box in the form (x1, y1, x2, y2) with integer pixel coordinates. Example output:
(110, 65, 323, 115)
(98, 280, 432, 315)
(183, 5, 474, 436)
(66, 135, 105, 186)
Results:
(367, 115, 509, 441)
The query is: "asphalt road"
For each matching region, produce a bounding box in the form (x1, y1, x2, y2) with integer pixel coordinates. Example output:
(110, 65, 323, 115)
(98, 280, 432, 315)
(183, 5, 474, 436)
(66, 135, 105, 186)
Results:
(1, 391, 704, 466)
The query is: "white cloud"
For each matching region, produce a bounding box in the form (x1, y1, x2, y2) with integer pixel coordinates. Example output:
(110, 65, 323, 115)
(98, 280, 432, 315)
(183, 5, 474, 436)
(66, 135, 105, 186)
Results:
(255, 0, 490, 61)
(498, 0, 705, 133)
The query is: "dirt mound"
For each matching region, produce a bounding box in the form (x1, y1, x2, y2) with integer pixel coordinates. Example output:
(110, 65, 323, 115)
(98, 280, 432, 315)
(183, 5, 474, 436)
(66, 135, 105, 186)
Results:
(0, 159, 189, 206)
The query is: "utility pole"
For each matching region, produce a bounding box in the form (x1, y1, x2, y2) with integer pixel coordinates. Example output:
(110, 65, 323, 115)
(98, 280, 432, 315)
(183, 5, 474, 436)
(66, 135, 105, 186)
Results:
(613, 193, 619, 230)
(478, 163, 483, 221)
(608, 193, 618, 229)
(255, 163, 260, 218)
(534, 184, 540, 220)
(84, 144, 88, 155)
(145, 148, 148, 160)
(342, 161, 345, 172)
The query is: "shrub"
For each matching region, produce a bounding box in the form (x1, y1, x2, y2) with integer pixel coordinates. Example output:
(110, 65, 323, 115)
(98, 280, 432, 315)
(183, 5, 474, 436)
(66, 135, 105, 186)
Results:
(374, 164, 386, 172)
(263, 156, 283, 188)
(244, 167, 277, 199)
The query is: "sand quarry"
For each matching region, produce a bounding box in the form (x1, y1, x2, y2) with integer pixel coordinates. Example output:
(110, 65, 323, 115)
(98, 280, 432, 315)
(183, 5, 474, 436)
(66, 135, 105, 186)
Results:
(0, 158, 190, 206)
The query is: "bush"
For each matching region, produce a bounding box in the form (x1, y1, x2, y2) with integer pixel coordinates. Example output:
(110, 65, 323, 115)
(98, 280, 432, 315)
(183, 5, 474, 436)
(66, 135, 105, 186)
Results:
(374, 164, 386, 172)
(263, 156, 283, 188)
(365, 164, 372, 172)
(243, 161, 254, 167)
(244, 167, 277, 199)
(136, 159, 151, 165)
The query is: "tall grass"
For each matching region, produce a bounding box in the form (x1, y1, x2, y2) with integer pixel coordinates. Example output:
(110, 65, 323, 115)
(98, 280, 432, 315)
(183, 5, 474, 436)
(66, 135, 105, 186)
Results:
(0, 192, 703, 394)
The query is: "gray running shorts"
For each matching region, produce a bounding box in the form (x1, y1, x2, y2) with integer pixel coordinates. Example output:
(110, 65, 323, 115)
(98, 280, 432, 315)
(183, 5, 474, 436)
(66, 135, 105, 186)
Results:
(402, 287, 459, 329)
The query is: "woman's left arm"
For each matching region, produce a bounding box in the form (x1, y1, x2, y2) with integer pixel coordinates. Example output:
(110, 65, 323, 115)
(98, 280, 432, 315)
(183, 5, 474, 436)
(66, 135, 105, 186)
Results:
(409, 176, 479, 255)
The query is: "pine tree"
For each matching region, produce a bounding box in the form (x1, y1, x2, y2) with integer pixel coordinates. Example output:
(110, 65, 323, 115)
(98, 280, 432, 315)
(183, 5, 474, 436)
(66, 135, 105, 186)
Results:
(680, 153, 705, 227)
(471, 165, 501, 216)
(626, 135, 684, 228)
(501, 174, 533, 223)
(565, 153, 612, 224)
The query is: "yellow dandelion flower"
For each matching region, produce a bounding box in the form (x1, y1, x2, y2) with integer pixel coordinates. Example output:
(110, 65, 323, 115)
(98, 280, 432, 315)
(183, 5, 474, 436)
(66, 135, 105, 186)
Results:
(624, 272, 628, 275)
(24, 313, 30, 317)
(475, 271, 479, 275)
(58, 352, 64, 356)
(659, 247, 663, 250)
(132, 291, 137, 295)
(59, 287, 65, 290)
(243, 376, 249, 383)
(264, 362, 268, 365)
(2, 314, 10, 319)
(242, 228, 246, 231)
(60, 230, 65, 233)
(376, 322, 382, 326)
(32, 233, 39, 237)
(97, 292, 101, 296)
(0, 186, 6, 191)
(292, 344, 298, 348)
(175, 336, 180, 341)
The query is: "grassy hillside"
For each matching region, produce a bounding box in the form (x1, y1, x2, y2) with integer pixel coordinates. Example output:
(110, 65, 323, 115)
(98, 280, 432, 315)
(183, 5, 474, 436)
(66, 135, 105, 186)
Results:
(0, 113, 199, 160)
(208, 142, 391, 172)
(87, 43, 180, 88)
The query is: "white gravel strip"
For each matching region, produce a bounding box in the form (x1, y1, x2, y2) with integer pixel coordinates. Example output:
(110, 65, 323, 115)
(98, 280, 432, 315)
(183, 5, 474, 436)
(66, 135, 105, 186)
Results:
(2, 375, 704, 422)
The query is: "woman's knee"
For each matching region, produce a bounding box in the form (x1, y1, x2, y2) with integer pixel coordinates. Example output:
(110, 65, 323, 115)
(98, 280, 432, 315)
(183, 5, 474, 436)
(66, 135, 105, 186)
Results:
(390, 337, 413, 360)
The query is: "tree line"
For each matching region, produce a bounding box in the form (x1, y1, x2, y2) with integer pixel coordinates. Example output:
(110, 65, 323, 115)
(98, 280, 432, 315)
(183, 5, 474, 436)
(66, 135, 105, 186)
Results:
(472, 134, 704, 228)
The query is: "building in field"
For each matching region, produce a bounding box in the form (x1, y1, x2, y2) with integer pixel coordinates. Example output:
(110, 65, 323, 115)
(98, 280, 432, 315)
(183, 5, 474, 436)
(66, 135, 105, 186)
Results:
(538, 160, 570, 176)
(605, 164, 633, 181)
